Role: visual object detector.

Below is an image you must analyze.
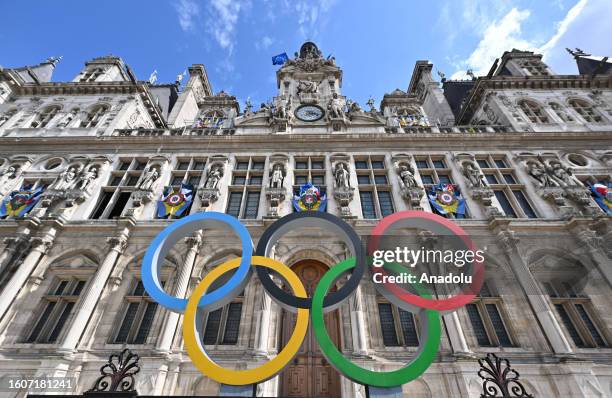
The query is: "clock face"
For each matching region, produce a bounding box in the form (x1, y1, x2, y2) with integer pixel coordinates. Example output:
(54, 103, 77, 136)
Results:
(295, 105, 324, 122)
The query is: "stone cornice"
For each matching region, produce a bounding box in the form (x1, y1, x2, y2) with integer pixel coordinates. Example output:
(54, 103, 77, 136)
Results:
(1, 130, 610, 153)
(9, 81, 167, 128)
(457, 74, 612, 124)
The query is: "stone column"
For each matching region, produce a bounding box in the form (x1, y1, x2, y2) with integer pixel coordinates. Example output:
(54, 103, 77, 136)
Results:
(0, 235, 29, 275)
(444, 312, 472, 355)
(0, 235, 54, 322)
(349, 286, 368, 355)
(58, 234, 128, 353)
(574, 228, 612, 288)
(255, 286, 273, 355)
(497, 229, 572, 354)
(156, 232, 202, 353)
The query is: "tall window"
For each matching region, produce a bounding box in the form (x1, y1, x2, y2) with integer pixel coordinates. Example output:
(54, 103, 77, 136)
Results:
(476, 155, 537, 218)
(355, 156, 393, 219)
(569, 99, 603, 123)
(31, 106, 61, 128)
(465, 283, 513, 347)
(545, 281, 608, 348)
(226, 157, 264, 219)
(91, 158, 149, 219)
(518, 100, 549, 123)
(114, 280, 160, 344)
(170, 157, 207, 189)
(377, 300, 419, 347)
(415, 155, 468, 218)
(26, 278, 86, 343)
(293, 156, 326, 210)
(202, 293, 244, 345)
(81, 105, 109, 128)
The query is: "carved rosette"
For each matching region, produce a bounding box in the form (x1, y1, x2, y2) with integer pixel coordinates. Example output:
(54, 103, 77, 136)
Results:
(333, 187, 355, 218)
(265, 186, 287, 218)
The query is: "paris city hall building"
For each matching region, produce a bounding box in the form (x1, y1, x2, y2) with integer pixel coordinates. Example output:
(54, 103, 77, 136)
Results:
(0, 42, 611, 397)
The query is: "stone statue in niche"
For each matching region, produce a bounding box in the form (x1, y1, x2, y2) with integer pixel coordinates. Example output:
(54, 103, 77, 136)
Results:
(137, 166, 160, 191)
(205, 165, 223, 189)
(0, 165, 19, 191)
(270, 164, 284, 188)
(398, 163, 417, 188)
(527, 160, 559, 187)
(463, 161, 487, 188)
(53, 165, 81, 190)
(275, 97, 291, 120)
(76, 165, 99, 191)
(328, 93, 345, 119)
(548, 160, 582, 187)
(297, 78, 318, 95)
(334, 163, 350, 189)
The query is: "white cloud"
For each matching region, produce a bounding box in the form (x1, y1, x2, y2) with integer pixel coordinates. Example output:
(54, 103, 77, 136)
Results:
(255, 36, 274, 51)
(174, 0, 200, 32)
(448, 0, 612, 79)
(539, 0, 612, 74)
(293, 0, 338, 40)
(450, 8, 536, 79)
(209, 0, 250, 55)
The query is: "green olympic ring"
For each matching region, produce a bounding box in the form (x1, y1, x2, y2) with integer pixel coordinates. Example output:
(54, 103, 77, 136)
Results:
(311, 258, 442, 387)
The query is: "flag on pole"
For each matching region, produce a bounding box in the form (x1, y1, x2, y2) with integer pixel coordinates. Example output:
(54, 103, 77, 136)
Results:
(272, 52, 289, 65)
(590, 182, 612, 214)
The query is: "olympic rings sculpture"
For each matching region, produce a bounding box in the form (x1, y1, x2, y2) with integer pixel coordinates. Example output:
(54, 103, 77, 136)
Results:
(141, 210, 483, 388)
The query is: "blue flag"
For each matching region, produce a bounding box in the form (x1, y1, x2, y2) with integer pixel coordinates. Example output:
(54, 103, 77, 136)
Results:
(272, 52, 289, 65)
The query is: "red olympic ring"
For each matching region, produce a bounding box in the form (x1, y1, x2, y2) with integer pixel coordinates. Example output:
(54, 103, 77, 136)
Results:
(369, 211, 484, 311)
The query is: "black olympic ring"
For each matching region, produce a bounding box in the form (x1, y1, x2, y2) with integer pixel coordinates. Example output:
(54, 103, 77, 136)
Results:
(255, 211, 365, 312)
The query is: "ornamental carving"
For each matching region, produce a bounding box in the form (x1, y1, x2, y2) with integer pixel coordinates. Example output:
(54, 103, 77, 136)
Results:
(89, 349, 141, 393)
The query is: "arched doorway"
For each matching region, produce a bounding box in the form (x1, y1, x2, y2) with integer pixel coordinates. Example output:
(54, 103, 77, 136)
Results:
(279, 259, 341, 397)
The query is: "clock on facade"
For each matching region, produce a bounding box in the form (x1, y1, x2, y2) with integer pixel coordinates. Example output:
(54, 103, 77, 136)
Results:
(294, 105, 325, 122)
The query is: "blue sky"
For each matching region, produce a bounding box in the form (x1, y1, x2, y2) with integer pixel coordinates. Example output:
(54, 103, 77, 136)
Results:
(1, 0, 610, 108)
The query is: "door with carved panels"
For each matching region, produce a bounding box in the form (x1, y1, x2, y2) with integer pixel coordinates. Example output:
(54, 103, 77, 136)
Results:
(280, 260, 341, 398)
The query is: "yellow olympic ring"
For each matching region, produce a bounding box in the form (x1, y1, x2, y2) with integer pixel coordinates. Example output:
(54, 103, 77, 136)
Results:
(183, 256, 309, 385)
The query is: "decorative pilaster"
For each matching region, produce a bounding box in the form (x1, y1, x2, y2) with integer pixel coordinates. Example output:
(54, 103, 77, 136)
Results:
(496, 229, 572, 354)
(573, 227, 612, 288)
(156, 232, 202, 353)
(0, 234, 53, 322)
(349, 285, 368, 355)
(58, 233, 128, 353)
(254, 285, 273, 356)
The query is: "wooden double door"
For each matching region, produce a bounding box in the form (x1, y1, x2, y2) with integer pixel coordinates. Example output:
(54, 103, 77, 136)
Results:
(279, 260, 341, 398)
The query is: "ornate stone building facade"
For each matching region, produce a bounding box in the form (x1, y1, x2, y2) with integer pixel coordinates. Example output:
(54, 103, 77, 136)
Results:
(0, 43, 611, 397)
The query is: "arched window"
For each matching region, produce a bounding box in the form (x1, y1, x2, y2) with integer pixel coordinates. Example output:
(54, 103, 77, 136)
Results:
(518, 100, 549, 123)
(549, 102, 573, 122)
(0, 108, 17, 127)
(30, 105, 61, 128)
(81, 104, 109, 128)
(80, 68, 104, 82)
(569, 99, 602, 123)
(193, 110, 225, 128)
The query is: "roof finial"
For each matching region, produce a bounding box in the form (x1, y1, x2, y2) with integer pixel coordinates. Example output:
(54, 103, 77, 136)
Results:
(46, 56, 63, 66)
(566, 47, 591, 58)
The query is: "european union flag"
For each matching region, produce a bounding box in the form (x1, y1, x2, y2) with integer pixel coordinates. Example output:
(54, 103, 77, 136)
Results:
(272, 52, 289, 65)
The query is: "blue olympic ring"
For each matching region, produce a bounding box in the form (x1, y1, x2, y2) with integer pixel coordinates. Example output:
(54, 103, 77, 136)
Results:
(141, 212, 253, 312)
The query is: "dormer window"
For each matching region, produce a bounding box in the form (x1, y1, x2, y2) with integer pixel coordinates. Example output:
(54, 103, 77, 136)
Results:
(520, 60, 549, 76)
(193, 110, 225, 128)
(30, 105, 61, 128)
(81, 104, 109, 128)
(569, 99, 603, 123)
(518, 100, 549, 123)
(80, 68, 104, 82)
